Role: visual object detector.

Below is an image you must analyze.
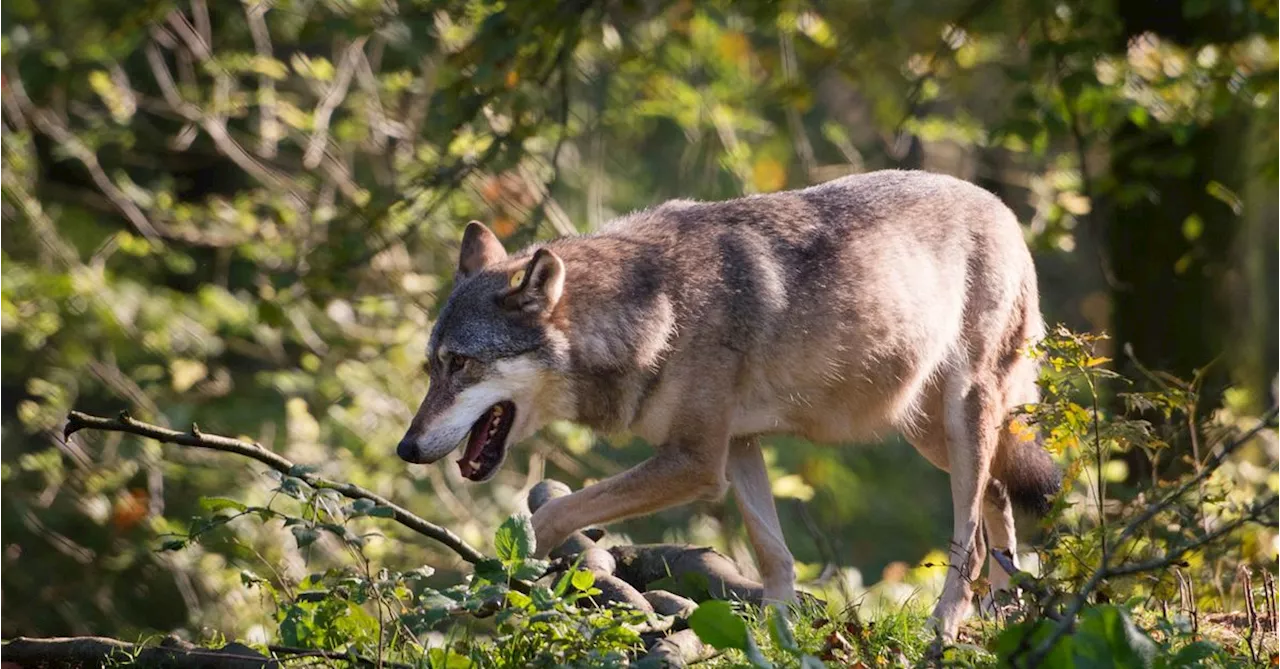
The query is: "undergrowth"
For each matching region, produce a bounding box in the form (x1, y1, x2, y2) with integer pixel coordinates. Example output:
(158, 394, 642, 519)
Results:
(111, 327, 1280, 666)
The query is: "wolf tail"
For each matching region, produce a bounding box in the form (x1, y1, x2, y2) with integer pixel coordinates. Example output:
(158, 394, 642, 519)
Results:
(995, 423, 1062, 516)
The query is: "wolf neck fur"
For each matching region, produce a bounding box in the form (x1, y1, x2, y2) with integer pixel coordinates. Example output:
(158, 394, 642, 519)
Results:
(539, 235, 679, 433)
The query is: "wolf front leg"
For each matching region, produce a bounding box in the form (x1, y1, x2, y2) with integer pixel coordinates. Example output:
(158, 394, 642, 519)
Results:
(726, 436, 796, 605)
(529, 434, 730, 558)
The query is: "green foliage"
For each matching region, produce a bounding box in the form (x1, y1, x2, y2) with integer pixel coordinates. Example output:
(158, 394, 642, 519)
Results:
(1, 0, 1275, 662)
(996, 605, 1157, 668)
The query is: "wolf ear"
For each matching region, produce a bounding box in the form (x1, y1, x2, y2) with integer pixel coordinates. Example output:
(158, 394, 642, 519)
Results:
(457, 221, 508, 279)
(501, 248, 565, 314)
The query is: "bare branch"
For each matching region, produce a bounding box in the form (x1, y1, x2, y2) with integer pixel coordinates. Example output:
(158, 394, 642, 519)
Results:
(245, 1, 280, 159)
(303, 37, 369, 169)
(1103, 495, 1278, 578)
(1017, 408, 1279, 666)
(4, 71, 164, 242)
(64, 410, 487, 565)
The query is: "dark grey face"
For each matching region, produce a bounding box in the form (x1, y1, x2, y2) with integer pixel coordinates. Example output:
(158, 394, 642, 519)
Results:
(427, 270, 548, 368)
(398, 263, 563, 480)
(398, 225, 568, 479)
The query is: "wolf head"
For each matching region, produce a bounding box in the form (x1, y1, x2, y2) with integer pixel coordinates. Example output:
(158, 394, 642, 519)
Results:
(397, 222, 573, 481)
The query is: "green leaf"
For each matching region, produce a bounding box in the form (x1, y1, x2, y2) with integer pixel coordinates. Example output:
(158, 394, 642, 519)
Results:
(1168, 640, 1221, 666)
(510, 558, 550, 582)
(530, 585, 557, 611)
(766, 604, 798, 653)
(994, 618, 1073, 666)
(198, 496, 247, 513)
(350, 498, 377, 515)
(473, 558, 507, 584)
(1073, 605, 1156, 669)
(570, 569, 595, 592)
(427, 647, 473, 669)
(505, 590, 532, 609)
(366, 505, 396, 518)
(158, 539, 187, 552)
(494, 512, 535, 562)
(688, 600, 751, 651)
(291, 525, 320, 548)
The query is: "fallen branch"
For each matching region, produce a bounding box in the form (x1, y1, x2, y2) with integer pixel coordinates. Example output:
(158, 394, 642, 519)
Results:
(2, 635, 274, 669)
(526, 480, 768, 666)
(63, 410, 485, 565)
(0, 635, 414, 669)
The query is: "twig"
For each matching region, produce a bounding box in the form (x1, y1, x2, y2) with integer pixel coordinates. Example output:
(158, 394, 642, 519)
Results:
(303, 37, 369, 169)
(1241, 566, 1259, 663)
(244, 0, 280, 159)
(4, 71, 164, 242)
(268, 645, 411, 669)
(63, 410, 486, 565)
(1101, 495, 1278, 578)
(1017, 409, 1278, 666)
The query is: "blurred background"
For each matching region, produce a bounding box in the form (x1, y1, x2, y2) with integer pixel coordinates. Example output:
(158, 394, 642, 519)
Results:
(2, 0, 1275, 642)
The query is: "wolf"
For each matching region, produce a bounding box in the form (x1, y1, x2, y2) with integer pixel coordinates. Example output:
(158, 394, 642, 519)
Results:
(397, 169, 1061, 639)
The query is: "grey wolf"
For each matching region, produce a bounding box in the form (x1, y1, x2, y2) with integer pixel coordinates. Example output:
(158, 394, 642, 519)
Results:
(397, 169, 1062, 639)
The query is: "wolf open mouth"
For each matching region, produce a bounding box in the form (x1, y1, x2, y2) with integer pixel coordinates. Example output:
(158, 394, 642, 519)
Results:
(457, 401, 515, 481)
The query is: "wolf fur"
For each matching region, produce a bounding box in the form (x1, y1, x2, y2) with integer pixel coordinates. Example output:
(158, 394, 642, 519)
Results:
(398, 169, 1062, 639)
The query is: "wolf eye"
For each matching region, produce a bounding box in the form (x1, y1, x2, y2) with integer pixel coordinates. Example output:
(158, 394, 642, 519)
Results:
(448, 355, 472, 375)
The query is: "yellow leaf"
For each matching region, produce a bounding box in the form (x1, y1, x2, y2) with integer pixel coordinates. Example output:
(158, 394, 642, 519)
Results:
(772, 474, 815, 501)
(716, 31, 750, 64)
(170, 359, 207, 393)
(751, 157, 786, 193)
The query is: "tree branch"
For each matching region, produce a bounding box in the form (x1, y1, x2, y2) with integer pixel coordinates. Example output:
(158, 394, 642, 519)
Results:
(63, 410, 486, 565)
(2, 635, 273, 669)
(0, 635, 413, 669)
(1016, 408, 1279, 666)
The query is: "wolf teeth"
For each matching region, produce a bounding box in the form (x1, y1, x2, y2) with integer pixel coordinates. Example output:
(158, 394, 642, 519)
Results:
(492, 405, 503, 416)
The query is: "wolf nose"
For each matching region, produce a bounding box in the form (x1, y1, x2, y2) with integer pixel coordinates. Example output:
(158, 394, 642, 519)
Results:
(397, 434, 427, 464)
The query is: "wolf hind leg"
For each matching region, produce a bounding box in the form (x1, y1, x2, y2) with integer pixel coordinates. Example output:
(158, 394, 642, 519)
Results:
(982, 479, 1018, 591)
(928, 369, 1003, 641)
(726, 436, 796, 604)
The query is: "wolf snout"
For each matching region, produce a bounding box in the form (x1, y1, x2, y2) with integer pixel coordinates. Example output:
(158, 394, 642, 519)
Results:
(397, 432, 435, 464)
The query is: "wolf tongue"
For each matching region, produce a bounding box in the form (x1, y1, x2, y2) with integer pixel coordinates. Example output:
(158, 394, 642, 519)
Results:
(458, 408, 495, 477)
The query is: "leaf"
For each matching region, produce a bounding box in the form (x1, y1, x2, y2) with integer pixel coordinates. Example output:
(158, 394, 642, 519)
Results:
(494, 512, 535, 562)
(170, 359, 208, 393)
(570, 569, 595, 592)
(1073, 605, 1156, 669)
(158, 539, 187, 552)
(427, 647, 473, 669)
(198, 496, 247, 514)
(688, 600, 751, 651)
(510, 558, 550, 582)
(350, 498, 377, 515)
(767, 604, 798, 653)
(288, 463, 319, 477)
(530, 585, 557, 611)
(291, 525, 320, 548)
(473, 558, 507, 584)
(1168, 641, 1221, 665)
